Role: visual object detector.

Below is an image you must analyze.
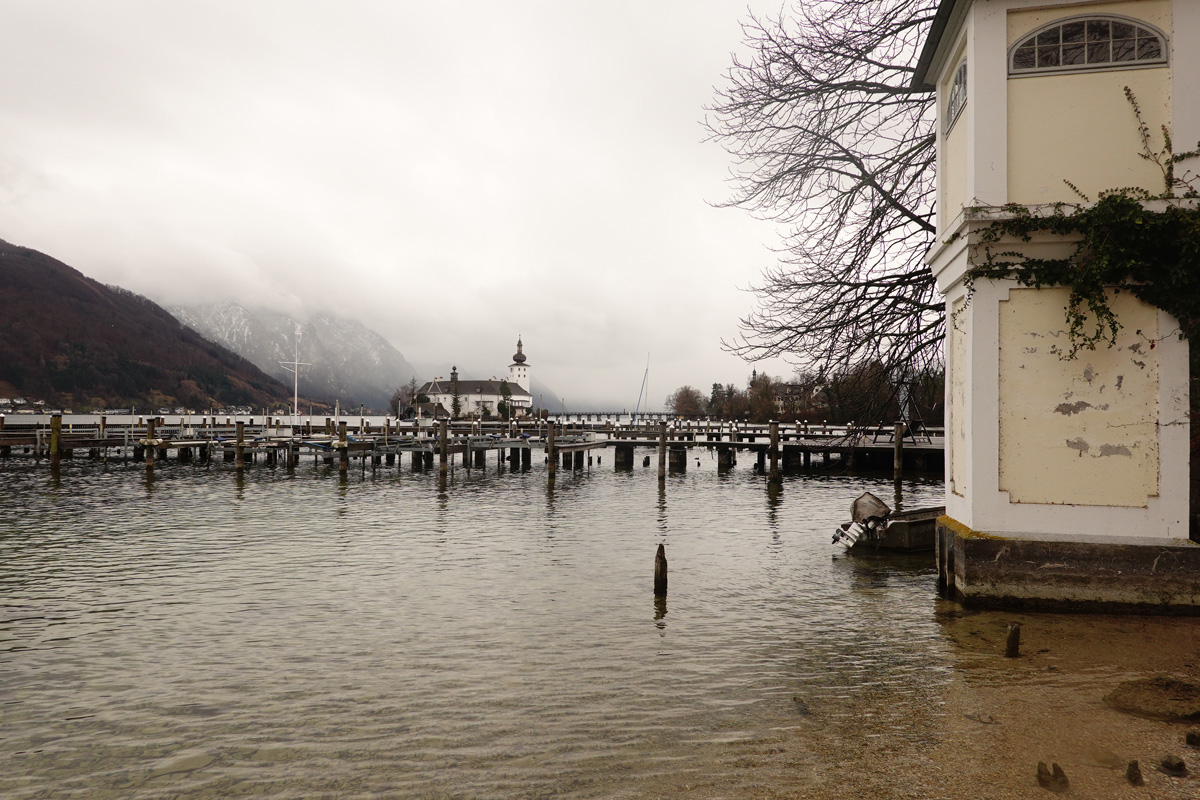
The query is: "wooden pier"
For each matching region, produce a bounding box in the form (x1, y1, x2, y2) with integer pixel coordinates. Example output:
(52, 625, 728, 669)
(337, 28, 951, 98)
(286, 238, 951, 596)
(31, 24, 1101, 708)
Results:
(0, 415, 944, 479)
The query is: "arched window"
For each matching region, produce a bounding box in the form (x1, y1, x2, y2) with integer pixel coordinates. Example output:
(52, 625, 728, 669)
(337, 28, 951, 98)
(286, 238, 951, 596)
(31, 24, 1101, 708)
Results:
(946, 60, 967, 132)
(1010, 16, 1167, 75)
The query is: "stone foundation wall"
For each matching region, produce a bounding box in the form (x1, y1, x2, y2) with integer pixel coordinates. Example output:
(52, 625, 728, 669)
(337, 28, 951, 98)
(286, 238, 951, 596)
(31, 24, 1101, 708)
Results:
(936, 516, 1200, 614)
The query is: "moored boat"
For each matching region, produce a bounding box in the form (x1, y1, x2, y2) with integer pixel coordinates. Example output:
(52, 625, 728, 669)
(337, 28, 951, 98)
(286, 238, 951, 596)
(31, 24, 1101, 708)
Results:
(832, 492, 944, 553)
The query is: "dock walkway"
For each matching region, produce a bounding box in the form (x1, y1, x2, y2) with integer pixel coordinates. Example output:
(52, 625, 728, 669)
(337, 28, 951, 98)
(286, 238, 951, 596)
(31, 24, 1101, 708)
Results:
(0, 415, 944, 477)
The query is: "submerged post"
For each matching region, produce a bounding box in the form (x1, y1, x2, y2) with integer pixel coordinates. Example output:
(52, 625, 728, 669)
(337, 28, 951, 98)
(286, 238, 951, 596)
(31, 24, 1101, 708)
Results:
(654, 543, 668, 596)
(1005, 623, 1021, 658)
(547, 421, 557, 477)
(894, 421, 906, 480)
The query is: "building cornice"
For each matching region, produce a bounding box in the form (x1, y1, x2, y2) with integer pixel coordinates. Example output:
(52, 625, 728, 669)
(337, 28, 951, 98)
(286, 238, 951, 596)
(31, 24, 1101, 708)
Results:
(912, 0, 972, 90)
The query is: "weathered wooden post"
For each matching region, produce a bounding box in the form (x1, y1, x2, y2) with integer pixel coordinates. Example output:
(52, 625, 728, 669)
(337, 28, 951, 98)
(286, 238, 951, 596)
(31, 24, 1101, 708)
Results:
(49, 414, 62, 470)
(0, 415, 7, 459)
(893, 421, 906, 480)
(657, 422, 667, 481)
(338, 421, 349, 474)
(547, 422, 557, 477)
(438, 418, 449, 475)
(1005, 623, 1021, 658)
(769, 420, 780, 481)
(235, 421, 245, 469)
(145, 417, 157, 468)
(717, 445, 732, 471)
(654, 543, 668, 596)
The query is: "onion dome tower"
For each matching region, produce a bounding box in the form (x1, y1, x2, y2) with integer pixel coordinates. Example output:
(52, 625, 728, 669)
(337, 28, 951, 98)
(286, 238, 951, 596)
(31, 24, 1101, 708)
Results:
(507, 337, 530, 393)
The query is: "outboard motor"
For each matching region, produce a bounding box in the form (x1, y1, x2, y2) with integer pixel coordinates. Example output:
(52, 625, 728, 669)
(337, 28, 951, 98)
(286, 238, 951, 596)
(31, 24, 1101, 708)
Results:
(831, 492, 892, 549)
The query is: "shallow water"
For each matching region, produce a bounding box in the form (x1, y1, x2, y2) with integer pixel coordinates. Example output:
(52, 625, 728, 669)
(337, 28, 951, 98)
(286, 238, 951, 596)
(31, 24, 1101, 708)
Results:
(3, 456, 951, 797)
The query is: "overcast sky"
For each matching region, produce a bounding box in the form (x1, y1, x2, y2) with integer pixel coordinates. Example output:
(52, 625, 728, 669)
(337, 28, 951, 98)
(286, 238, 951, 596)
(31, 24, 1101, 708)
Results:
(0, 1, 799, 410)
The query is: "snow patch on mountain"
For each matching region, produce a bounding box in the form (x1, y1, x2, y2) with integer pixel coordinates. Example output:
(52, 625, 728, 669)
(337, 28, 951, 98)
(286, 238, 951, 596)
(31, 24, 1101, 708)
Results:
(170, 302, 419, 411)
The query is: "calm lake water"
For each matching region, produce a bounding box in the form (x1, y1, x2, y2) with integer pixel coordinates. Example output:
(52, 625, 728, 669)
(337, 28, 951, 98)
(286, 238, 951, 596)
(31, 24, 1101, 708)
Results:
(1, 455, 948, 798)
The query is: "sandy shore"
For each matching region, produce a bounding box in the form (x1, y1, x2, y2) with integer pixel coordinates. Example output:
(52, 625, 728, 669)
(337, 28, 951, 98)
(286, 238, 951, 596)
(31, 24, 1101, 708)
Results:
(650, 604, 1200, 799)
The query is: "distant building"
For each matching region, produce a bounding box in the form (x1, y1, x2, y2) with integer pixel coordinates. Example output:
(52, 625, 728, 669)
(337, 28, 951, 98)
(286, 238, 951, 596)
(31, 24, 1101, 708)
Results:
(404, 402, 450, 420)
(418, 337, 534, 418)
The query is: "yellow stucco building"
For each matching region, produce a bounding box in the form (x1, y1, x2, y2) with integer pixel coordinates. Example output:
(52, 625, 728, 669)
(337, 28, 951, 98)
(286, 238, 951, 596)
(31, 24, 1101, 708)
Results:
(913, 0, 1200, 610)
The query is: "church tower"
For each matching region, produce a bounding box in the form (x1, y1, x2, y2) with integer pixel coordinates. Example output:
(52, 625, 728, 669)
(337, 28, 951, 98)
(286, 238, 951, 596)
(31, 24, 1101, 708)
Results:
(508, 337, 530, 393)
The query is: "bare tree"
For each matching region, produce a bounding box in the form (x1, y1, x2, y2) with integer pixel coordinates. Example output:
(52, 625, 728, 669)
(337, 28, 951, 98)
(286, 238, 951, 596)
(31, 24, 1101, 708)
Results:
(390, 376, 420, 416)
(666, 385, 706, 417)
(707, 0, 943, 409)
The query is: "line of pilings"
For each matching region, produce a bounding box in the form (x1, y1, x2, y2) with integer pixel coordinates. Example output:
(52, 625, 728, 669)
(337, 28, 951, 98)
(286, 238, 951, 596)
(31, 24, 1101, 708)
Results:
(10, 414, 931, 484)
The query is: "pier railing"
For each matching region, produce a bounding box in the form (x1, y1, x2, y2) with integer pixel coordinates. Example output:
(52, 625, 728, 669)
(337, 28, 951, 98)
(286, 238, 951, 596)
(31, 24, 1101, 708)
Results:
(0, 414, 944, 478)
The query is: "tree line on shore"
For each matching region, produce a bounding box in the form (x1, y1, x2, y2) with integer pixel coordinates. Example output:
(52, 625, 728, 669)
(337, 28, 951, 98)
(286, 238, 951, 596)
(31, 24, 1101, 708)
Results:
(666, 363, 943, 427)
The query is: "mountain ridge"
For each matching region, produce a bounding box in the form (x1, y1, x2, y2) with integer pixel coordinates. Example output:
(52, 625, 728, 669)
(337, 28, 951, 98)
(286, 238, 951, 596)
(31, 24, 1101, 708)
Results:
(0, 239, 296, 411)
(169, 302, 419, 412)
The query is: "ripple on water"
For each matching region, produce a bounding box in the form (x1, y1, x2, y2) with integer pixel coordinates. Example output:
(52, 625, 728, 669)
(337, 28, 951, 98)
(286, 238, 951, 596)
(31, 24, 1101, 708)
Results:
(0, 460, 949, 798)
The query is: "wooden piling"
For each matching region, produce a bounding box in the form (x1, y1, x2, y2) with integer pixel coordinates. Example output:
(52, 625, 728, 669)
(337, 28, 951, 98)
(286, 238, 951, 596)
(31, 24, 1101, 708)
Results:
(439, 419, 448, 475)
(235, 421, 245, 469)
(338, 421, 349, 474)
(769, 420, 780, 480)
(146, 418, 157, 468)
(894, 421, 906, 479)
(49, 414, 62, 469)
(657, 422, 667, 480)
(654, 543, 668, 596)
(717, 446, 732, 470)
(547, 422, 557, 476)
(1005, 623, 1021, 658)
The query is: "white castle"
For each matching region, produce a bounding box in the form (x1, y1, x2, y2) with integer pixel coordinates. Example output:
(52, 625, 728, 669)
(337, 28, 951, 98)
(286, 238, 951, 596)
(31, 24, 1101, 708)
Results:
(417, 337, 534, 418)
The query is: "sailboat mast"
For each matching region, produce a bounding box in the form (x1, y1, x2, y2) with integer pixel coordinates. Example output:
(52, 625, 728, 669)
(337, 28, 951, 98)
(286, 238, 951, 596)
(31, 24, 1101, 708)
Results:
(632, 353, 649, 423)
(279, 325, 311, 423)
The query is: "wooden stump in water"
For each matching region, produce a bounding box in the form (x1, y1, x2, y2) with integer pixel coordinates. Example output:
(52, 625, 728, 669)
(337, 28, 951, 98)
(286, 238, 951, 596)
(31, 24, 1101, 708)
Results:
(654, 544, 667, 596)
(1005, 623, 1021, 658)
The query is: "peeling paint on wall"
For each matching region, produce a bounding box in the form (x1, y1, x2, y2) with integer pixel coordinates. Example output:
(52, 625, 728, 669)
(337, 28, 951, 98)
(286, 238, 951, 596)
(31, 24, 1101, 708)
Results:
(998, 288, 1158, 507)
(1055, 401, 1092, 416)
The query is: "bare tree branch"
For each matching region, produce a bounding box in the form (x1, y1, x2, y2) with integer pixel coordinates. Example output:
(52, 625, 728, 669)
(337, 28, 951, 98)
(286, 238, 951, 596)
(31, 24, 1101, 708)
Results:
(707, 0, 943, 407)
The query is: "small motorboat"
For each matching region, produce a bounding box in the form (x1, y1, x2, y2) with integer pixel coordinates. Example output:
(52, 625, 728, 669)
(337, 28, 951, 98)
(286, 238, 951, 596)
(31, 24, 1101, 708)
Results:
(832, 492, 944, 552)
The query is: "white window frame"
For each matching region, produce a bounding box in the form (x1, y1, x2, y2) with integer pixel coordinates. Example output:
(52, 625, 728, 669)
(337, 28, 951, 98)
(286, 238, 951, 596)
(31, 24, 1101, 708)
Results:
(1008, 15, 1168, 78)
(946, 60, 968, 134)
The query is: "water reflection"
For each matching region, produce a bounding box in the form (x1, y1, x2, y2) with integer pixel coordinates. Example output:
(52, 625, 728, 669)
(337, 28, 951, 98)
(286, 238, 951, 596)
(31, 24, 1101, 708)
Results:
(655, 481, 667, 536)
(765, 476, 783, 528)
(653, 594, 667, 630)
(0, 460, 946, 799)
